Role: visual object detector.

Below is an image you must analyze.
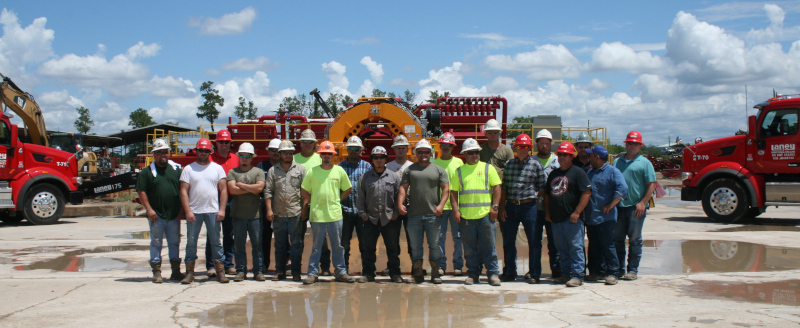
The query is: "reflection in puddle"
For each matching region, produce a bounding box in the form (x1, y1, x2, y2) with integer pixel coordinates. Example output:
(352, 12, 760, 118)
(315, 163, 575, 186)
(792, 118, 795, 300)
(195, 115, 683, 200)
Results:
(640, 240, 800, 275)
(107, 231, 151, 239)
(689, 280, 800, 307)
(192, 284, 562, 327)
(12, 245, 149, 272)
(713, 226, 800, 233)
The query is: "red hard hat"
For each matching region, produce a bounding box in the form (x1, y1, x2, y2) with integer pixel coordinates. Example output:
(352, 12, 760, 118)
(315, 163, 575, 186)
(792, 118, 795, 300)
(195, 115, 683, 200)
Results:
(556, 142, 575, 155)
(439, 132, 456, 145)
(215, 130, 233, 142)
(317, 140, 336, 154)
(196, 138, 213, 150)
(624, 131, 643, 144)
(514, 134, 532, 147)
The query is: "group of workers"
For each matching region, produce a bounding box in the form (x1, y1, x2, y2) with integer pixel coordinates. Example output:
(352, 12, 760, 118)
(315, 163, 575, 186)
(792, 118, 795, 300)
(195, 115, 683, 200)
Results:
(138, 121, 656, 287)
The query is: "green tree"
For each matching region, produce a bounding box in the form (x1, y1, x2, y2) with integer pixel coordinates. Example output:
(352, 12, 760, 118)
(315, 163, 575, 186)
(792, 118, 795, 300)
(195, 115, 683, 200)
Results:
(341, 95, 354, 108)
(197, 81, 224, 131)
(371, 89, 386, 97)
(325, 93, 343, 116)
(74, 106, 94, 134)
(507, 115, 533, 140)
(607, 144, 625, 154)
(234, 96, 258, 121)
(403, 89, 416, 104)
(426, 90, 450, 103)
(128, 108, 156, 129)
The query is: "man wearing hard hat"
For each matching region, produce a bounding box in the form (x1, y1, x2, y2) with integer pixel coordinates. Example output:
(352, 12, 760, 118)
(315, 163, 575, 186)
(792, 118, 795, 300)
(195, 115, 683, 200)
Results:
(432, 132, 464, 277)
(294, 129, 331, 275)
(257, 138, 283, 274)
(338, 136, 373, 272)
(384, 134, 414, 275)
(206, 130, 239, 277)
(137, 138, 184, 283)
(450, 138, 503, 286)
(227, 143, 266, 282)
(533, 129, 562, 280)
(573, 132, 593, 172)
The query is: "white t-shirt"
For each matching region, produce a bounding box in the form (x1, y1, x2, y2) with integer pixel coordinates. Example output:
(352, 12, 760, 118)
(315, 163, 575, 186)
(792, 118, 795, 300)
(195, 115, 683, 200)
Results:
(386, 160, 413, 180)
(180, 161, 227, 214)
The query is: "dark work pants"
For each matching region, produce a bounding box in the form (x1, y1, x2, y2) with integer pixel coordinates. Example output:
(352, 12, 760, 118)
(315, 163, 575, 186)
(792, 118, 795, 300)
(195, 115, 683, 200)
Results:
(341, 212, 364, 271)
(503, 201, 537, 277)
(362, 218, 402, 277)
(532, 209, 561, 278)
(259, 199, 289, 273)
(206, 201, 234, 270)
(587, 220, 619, 277)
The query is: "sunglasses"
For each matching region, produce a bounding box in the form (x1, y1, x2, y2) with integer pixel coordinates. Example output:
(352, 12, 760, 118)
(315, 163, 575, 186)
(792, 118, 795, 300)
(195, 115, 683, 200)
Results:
(154, 150, 168, 155)
(197, 149, 211, 154)
(557, 153, 571, 157)
(279, 151, 293, 155)
(347, 147, 361, 152)
(301, 141, 315, 144)
(268, 148, 278, 152)
(440, 144, 453, 147)
(576, 145, 590, 149)
(416, 150, 431, 155)
(217, 141, 231, 144)
(516, 146, 531, 150)
(626, 142, 642, 146)
(486, 131, 499, 135)
(464, 151, 479, 155)
(238, 154, 252, 159)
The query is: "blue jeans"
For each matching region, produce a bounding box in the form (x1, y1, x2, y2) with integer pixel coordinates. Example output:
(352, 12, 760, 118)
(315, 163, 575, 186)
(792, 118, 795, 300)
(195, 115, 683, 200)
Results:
(587, 220, 619, 277)
(551, 219, 586, 280)
(233, 218, 262, 274)
(438, 210, 463, 270)
(407, 215, 443, 263)
(206, 201, 234, 270)
(614, 205, 646, 274)
(185, 213, 225, 264)
(459, 214, 500, 277)
(307, 220, 347, 277)
(533, 210, 560, 278)
(502, 202, 537, 277)
(273, 215, 304, 276)
(148, 216, 181, 263)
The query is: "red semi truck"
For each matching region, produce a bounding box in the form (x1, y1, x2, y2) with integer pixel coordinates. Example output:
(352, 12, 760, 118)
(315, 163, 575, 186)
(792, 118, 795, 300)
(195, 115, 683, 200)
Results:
(681, 94, 800, 222)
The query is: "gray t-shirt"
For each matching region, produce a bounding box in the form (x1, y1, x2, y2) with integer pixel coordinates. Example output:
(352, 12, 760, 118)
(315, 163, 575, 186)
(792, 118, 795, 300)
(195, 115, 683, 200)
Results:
(227, 167, 265, 219)
(401, 163, 449, 216)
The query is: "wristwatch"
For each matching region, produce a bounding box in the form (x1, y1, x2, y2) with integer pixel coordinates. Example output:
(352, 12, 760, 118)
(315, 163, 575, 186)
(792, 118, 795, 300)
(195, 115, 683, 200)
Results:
(491, 204, 499, 211)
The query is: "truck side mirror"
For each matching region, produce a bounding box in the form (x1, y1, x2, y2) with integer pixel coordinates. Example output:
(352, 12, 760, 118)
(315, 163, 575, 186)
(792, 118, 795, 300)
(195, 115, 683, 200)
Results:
(9, 123, 17, 150)
(749, 115, 766, 149)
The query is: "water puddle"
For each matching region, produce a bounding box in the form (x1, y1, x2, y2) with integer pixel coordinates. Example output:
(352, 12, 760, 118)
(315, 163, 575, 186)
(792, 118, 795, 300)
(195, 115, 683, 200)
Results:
(639, 240, 800, 275)
(713, 226, 800, 232)
(12, 245, 149, 272)
(107, 231, 151, 239)
(191, 284, 563, 327)
(688, 280, 800, 307)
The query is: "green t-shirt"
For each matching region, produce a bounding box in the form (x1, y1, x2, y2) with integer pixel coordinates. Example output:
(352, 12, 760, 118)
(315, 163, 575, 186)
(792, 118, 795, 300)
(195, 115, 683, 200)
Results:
(401, 163, 449, 216)
(136, 164, 182, 220)
(613, 154, 657, 207)
(294, 153, 322, 172)
(537, 153, 556, 170)
(433, 157, 463, 210)
(301, 165, 352, 222)
(479, 143, 514, 181)
(450, 162, 501, 220)
(227, 167, 265, 219)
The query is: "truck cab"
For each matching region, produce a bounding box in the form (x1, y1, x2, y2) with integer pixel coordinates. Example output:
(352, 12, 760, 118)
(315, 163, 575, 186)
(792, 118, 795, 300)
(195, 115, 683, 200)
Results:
(682, 95, 800, 222)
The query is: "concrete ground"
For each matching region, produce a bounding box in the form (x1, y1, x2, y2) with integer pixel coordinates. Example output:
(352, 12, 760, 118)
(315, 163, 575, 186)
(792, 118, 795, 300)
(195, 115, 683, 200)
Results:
(1, 190, 799, 327)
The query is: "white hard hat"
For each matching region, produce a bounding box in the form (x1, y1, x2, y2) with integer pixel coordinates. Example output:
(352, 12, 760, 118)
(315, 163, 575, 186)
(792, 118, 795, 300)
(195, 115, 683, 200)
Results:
(300, 129, 317, 142)
(152, 138, 169, 153)
(461, 138, 481, 153)
(346, 136, 363, 148)
(414, 139, 432, 151)
(484, 119, 502, 132)
(278, 140, 295, 152)
(370, 146, 388, 157)
(392, 134, 410, 147)
(268, 138, 281, 150)
(536, 129, 553, 141)
(237, 142, 255, 155)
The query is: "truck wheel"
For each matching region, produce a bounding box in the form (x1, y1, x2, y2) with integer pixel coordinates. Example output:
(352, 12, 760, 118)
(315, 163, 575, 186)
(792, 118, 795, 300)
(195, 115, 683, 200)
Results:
(23, 184, 65, 225)
(701, 178, 748, 223)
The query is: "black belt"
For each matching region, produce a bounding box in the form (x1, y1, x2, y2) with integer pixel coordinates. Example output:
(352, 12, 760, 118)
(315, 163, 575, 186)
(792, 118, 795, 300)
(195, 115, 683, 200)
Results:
(507, 198, 536, 205)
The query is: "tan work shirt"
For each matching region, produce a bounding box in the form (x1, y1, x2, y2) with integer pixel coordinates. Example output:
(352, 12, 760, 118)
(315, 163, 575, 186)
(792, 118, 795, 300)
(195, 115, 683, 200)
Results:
(264, 162, 307, 217)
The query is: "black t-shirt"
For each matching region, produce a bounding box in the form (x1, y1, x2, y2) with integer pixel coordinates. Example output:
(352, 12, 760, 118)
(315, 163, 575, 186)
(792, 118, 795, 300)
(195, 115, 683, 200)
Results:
(545, 165, 592, 223)
(572, 157, 591, 173)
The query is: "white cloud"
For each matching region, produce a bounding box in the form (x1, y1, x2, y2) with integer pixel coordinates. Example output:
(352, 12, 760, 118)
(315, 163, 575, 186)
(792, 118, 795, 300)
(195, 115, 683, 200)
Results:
(589, 42, 665, 74)
(549, 33, 591, 43)
(322, 61, 351, 96)
(189, 7, 257, 36)
(745, 4, 800, 44)
(486, 76, 519, 93)
(484, 44, 581, 80)
(460, 33, 536, 48)
(221, 56, 277, 71)
(0, 8, 55, 88)
(125, 41, 160, 60)
(360, 56, 383, 84)
(628, 43, 666, 52)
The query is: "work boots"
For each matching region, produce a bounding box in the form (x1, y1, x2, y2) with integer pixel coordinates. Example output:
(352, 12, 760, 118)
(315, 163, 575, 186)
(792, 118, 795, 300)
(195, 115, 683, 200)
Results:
(411, 260, 424, 283)
(150, 261, 163, 284)
(214, 260, 230, 283)
(169, 260, 184, 281)
(429, 260, 443, 284)
(181, 260, 195, 284)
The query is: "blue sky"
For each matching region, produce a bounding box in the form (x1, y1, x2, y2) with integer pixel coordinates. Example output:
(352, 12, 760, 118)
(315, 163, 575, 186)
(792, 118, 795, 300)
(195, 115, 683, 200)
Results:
(3, 1, 800, 145)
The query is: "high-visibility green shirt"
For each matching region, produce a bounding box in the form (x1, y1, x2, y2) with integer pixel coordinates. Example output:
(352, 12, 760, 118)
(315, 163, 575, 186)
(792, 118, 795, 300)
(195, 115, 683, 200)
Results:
(301, 165, 352, 222)
(433, 156, 464, 210)
(294, 153, 322, 172)
(450, 161, 501, 220)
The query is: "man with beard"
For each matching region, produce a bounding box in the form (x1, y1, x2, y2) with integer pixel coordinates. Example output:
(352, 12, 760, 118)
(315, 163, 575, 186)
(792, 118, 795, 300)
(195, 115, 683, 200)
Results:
(227, 143, 266, 282)
(257, 138, 283, 275)
(573, 132, 593, 172)
(338, 136, 372, 272)
(432, 132, 464, 277)
(533, 129, 562, 281)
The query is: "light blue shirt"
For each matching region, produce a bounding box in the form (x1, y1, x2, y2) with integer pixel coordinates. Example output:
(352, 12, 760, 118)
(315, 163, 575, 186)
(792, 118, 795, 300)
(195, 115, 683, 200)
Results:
(613, 154, 656, 207)
(585, 163, 628, 225)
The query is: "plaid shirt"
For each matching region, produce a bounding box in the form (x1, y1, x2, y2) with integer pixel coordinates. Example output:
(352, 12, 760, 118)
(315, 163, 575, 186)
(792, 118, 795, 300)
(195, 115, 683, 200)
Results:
(502, 155, 545, 201)
(339, 159, 373, 215)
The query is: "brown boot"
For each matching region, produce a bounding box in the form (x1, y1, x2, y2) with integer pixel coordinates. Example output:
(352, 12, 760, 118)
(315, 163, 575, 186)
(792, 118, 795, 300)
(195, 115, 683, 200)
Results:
(214, 260, 230, 283)
(181, 260, 195, 284)
(150, 261, 163, 284)
(169, 260, 184, 281)
(429, 260, 442, 284)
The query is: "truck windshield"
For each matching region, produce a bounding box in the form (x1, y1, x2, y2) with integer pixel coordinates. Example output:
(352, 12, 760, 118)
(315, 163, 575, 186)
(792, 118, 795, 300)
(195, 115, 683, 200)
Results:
(50, 134, 83, 152)
(760, 108, 799, 138)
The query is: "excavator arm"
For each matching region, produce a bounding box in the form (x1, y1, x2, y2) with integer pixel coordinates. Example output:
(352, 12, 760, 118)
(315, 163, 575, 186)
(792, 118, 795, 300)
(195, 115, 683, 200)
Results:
(0, 73, 49, 146)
